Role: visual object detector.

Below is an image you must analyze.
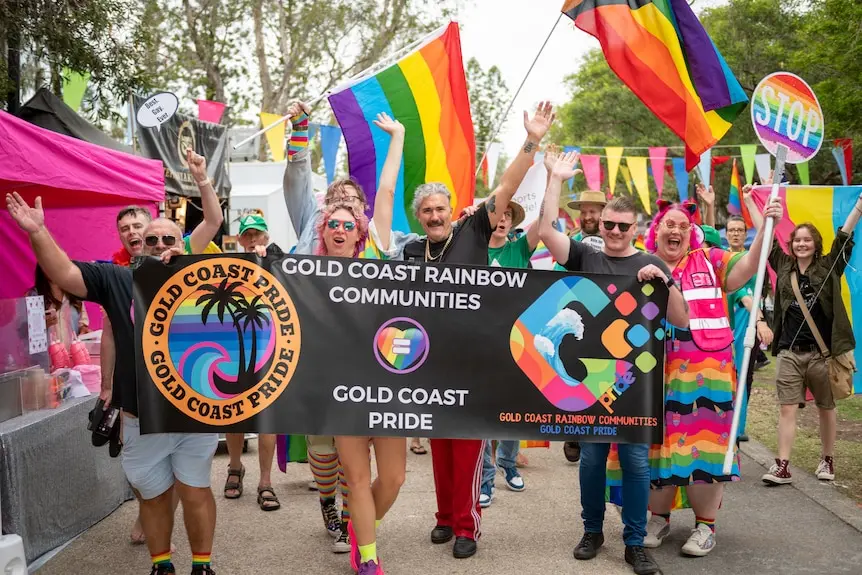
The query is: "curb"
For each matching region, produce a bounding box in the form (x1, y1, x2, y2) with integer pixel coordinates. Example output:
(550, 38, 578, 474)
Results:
(739, 438, 862, 533)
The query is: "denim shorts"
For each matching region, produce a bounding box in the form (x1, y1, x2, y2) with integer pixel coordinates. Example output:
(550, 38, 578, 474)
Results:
(121, 415, 218, 500)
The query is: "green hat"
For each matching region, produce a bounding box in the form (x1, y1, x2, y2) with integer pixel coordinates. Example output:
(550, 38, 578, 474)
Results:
(701, 225, 722, 248)
(239, 214, 268, 235)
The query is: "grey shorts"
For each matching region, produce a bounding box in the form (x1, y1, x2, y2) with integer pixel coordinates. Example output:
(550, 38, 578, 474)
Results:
(306, 435, 337, 456)
(775, 349, 835, 410)
(121, 415, 218, 500)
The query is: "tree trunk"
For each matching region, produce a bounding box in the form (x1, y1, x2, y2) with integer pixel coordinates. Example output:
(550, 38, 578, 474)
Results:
(252, 0, 272, 161)
(5, 0, 20, 113)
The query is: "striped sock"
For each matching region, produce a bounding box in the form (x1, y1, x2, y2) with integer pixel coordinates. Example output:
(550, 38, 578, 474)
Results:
(695, 516, 716, 533)
(288, 112, 309, 159)
(338, 464, 351, 523)
(309, 450, 339, 500)
(151, 550, 171, 568)
(192, 552, 211, 568)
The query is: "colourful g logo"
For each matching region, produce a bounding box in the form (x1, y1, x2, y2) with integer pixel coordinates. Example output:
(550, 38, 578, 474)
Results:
(373, 317, 429, 374)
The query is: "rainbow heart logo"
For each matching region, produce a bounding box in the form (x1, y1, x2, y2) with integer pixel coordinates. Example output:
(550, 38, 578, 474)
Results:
(373, 318, 430, 374)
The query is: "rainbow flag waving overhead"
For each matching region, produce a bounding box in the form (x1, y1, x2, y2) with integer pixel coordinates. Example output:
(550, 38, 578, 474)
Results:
(752, 185, 862, 394)
(328, 22, 475, 234)
(561, 0, 748, 169)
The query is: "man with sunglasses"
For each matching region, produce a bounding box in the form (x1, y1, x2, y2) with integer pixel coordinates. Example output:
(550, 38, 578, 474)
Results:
(539, 151, 689, 575)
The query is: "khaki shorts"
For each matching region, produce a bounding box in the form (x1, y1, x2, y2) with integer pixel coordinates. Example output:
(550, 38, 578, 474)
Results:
(306, 435, 337, 456)
(775, 349, 835, 409)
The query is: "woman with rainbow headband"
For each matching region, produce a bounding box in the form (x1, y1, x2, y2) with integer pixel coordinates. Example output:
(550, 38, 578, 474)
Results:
(282, 101, 406, 574)
(638, 195, 782, 558)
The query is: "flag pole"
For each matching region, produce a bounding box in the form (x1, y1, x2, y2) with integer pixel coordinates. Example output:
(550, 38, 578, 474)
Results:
(475, 13, 562, 177)
(232, 23, 450, 151)
(722, 144, 787, 475)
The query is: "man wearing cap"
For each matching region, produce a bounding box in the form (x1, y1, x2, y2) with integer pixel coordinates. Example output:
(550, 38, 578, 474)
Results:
(480, 199, 538, 507)
(557, 190, 607, 464)
(223, 213, 285, 511)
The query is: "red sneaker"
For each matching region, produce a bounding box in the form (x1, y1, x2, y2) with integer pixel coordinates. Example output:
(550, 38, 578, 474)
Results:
(762, 459, 792, 485)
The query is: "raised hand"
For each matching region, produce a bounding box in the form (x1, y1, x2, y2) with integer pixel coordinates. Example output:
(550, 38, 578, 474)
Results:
(159, 244, 185, 264)
(186, 149, 208, 184)
(763, 197, 783, 221)
(6, 192, 45, 234)
(696, 183, 715, 206)
(742, 183, 754, 201)
(543, 144, 560, 172)
(524, 101, 556, 143)
(254, 244, 267, 257)
(373, 112, 404, 136)
(550, 150, 582, 182)
(288, 100, 310, 119)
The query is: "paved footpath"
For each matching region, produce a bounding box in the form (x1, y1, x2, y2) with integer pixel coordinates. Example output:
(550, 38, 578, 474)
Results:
(37, 441, 862, 574)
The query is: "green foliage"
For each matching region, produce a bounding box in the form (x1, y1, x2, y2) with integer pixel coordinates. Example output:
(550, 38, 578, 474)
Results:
(551, 0, 862, 219)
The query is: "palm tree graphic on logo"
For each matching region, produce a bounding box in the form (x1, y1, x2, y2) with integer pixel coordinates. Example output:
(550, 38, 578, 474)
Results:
(195, 278, 274, 395)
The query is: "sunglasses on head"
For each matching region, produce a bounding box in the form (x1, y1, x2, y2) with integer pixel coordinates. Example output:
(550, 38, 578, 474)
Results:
(144, 235, 178, 247)
(327, 219, 356, 232)
(602, 220, 634, 232)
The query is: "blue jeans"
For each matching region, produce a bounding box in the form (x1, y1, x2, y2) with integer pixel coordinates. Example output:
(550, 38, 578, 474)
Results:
(481, 440, 520, 490)
(579, 442, 649, 547)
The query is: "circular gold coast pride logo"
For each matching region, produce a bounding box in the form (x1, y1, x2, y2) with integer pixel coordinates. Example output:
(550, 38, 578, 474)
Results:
(142, 257, 300, 425)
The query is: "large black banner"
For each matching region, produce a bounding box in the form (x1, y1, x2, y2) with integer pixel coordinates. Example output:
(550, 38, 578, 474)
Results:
(135, 254, 668, 443)
(133, 95, 231, 199)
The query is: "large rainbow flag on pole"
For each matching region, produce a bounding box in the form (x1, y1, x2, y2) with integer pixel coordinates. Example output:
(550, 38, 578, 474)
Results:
(328, 22, 475, 234)
(561, 0, 748, 170)
(752, 185, 862, 394)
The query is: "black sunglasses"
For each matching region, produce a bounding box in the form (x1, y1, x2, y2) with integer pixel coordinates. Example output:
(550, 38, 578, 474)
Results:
(144, 235, 178, 247)
(602, 220, 634, 232)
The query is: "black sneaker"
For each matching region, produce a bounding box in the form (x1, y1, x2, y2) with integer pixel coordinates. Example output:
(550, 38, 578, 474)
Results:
(573, 532, 604, 560)
(150, 565, 175, 575)
(564, 441, 581, 463)
(453, 536, 477, 558)
(625, 545, 662, 574)
(431, 525, 454, 544)
(320, 497, 341, 537)
(190, 566, 215, 575)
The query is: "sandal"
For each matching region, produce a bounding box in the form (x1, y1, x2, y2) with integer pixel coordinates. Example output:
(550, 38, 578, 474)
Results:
(410, 444, 427, 455)
(257, 486, 281, 511)
(224, 465, 245, 499)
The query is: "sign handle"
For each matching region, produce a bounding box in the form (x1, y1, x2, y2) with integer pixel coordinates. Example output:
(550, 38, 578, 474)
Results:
(722, 144, 787, 475)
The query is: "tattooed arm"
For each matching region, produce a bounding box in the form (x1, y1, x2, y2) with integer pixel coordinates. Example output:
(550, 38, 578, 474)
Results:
(485, 101, 555, 230)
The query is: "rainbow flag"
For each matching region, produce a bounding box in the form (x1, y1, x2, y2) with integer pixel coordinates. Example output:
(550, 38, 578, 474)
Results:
(726, 158, 754, 227)
(561, 0, 748, 169)
(328, 22, 475, 233)
(752, 185, 862, 394)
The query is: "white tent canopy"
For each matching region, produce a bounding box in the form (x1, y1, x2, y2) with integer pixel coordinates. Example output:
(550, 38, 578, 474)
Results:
(228, 161, 327, 252)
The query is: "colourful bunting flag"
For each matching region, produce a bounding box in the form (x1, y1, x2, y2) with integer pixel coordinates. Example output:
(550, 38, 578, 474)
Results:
(328, 22, 475, 233)
(627, 156, 651, 214)
(697, 149, 712, 187)
(197, 99, 226, 124)
(320, 125, 343, 184)
(795, 161, 810, 185)
(564, 145, 581, 190)
(259, 112, 286, 162)
(754, 154, 772, 184)
(61, 69, 90, 112)
(751, 185, 862, 394)
(606, 147, 624, 194)
(834, 138, 853, 184)
(649, 147, 667, 198)
(580, 155, 602, 191)
(739, 144, 757, 185)
(619, 164, 634, 195)
(671, 157, 689, 201)
(561, 0, 748, 170)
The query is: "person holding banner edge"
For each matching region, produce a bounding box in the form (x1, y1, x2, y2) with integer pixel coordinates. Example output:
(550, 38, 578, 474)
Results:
(748, 183, 862, 486)
(6, 181, 224, 574)
(641, 191, 782, 558)
(539, 149, 688, 575)
(398, 101, 555, 560)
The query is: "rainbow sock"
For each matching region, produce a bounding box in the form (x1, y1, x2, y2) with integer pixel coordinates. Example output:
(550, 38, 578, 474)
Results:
(288, 112, 309, 159)
(695, 516, 715, 533)
(192, 552, 212, 568)
(358, 541, 377, 563)
(151, 550, 171, 567)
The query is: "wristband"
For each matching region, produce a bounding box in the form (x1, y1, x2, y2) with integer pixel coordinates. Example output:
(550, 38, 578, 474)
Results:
(196, 178, 211, 187)
(665, 277, 676, 289)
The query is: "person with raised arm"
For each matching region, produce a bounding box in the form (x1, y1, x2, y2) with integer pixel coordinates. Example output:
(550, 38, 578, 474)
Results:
(747, 182, 862, 485)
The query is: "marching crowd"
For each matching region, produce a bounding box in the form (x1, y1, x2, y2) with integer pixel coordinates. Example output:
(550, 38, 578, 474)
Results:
(7, 99, 862, 575)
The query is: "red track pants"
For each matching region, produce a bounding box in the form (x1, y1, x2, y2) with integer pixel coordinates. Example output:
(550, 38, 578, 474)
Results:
(430, 438, 486, 540)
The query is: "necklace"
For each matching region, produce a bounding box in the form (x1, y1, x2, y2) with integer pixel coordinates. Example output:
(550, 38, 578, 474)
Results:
(425, 232, 454, 262)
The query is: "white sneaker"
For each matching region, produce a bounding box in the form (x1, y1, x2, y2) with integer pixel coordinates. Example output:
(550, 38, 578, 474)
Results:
(815, 459, 835, 481)
(479, 485, 495, 508)
(643, 515, 670, 548)
(681, 524, 715, 557)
